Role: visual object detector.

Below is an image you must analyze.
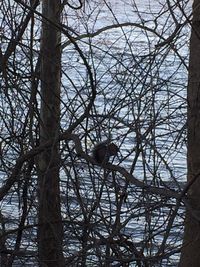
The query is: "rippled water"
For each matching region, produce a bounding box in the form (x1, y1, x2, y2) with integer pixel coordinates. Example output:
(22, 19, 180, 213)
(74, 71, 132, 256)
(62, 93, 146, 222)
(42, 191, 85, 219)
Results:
(0, 0, 192, 266)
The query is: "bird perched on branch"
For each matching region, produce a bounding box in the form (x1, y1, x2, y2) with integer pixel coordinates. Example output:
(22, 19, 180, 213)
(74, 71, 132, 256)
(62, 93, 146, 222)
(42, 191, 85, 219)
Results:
(93, 142, 119, 164)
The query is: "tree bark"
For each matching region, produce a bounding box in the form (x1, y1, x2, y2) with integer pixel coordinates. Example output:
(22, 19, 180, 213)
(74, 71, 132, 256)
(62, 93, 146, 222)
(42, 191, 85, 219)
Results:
(38, 1, 65, 266)
(179, 1, 200, 266)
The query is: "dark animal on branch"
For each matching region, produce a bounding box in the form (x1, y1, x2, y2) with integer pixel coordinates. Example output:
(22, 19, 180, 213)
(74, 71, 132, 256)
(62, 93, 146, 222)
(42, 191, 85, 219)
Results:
(93, 142, 119, 164)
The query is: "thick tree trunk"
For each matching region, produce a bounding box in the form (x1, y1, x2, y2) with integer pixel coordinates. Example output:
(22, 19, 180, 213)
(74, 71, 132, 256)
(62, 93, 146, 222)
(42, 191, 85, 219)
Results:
(38, 1, 65, 266)
(179, 1, 200, 266)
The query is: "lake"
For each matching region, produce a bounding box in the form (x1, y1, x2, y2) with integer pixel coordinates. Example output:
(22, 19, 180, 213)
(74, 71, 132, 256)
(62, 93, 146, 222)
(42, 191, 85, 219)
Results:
(0, 0, 192, 266)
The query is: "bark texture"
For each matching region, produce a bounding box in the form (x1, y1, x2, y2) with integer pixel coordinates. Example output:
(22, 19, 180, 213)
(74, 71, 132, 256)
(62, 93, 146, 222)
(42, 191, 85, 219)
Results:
(179, 1, 200, 266)
(38, 1, 65, 266)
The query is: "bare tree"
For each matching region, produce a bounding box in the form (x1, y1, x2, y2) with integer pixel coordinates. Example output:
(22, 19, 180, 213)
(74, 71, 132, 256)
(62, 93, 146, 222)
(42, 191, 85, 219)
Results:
(179, 1, 200, 266)
(37, 0, 65, 266)
(0, 0, 192, 266)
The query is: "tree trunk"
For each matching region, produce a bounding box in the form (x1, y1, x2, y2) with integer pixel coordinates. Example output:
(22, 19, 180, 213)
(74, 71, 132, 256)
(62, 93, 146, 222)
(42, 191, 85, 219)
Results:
(179, 1, 200, 266)
(38, 1, 65, 266)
